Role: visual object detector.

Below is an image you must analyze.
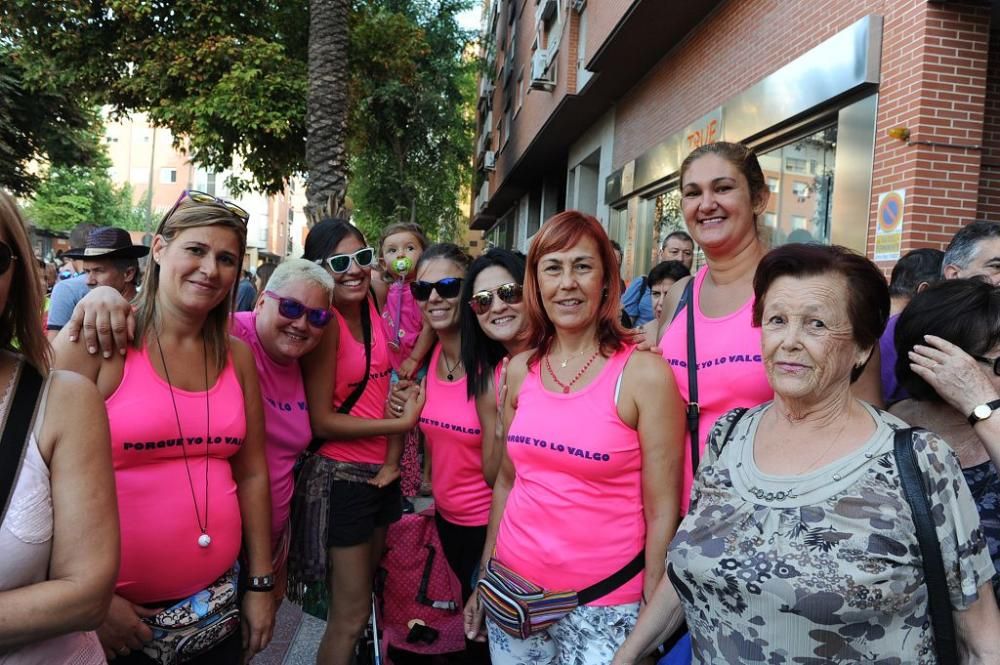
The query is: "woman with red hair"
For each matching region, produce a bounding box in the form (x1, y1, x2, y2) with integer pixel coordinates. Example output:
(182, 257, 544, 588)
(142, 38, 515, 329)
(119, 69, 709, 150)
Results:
(463, 211, 684, 664)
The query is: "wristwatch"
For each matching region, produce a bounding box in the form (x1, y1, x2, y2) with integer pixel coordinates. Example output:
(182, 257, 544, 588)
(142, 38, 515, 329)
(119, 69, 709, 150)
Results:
(247, 573, 276, 592)
(967, 398, 1000, 426)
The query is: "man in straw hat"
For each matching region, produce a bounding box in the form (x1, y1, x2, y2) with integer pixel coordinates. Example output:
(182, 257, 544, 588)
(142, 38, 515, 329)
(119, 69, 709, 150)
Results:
(46, 226, 149, 339)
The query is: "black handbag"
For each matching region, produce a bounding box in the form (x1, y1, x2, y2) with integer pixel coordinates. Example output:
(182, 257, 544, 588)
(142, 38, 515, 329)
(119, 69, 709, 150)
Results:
(0, 363, 44, 526)
(893, 427, 959, 665)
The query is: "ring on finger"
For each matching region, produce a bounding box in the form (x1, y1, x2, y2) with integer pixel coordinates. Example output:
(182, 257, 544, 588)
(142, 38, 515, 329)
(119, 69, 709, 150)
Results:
(118, 646, 130, 655)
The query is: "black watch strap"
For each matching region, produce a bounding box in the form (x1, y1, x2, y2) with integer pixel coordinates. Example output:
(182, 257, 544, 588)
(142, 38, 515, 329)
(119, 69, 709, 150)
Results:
(967, 398, 1000, 425)
(247, 573, 276, 592)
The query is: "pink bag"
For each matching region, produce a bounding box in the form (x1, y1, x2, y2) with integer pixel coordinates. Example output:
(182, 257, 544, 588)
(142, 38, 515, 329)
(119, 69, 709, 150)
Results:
(379, 507, 465, 660)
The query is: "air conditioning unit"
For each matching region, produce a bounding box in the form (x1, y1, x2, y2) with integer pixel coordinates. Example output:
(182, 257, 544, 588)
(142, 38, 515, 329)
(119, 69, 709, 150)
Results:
(530, 49, 553, 89)
(484, 151, 497, 171)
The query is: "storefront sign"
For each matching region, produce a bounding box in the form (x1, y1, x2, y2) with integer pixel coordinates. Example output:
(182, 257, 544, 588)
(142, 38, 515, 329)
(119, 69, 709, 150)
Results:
(684, 109, 723, 151)
(874, 189, 905, 261)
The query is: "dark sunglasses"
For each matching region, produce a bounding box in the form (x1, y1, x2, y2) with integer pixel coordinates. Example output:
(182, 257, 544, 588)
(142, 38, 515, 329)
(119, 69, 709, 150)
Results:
(468, 282, 523, 315)
(264, 291, 332, 328)
(410, 277, 463, 301)
(322, 247, 377, 274)
(0, 242, 16, 277)
(160, 190, 250, 229)
(973, 355, 1000, 377)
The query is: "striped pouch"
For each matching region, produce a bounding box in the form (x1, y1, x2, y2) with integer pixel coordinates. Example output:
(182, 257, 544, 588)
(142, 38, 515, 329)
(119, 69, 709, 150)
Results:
(476, 558, 579, 639)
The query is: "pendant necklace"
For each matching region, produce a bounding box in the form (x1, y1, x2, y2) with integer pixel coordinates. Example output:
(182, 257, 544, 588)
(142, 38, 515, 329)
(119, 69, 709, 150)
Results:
(155, 331, 212, 548)
(558, 348, 586, 369)
(442, 351, 462, 381)
(545, 347, 600, 393)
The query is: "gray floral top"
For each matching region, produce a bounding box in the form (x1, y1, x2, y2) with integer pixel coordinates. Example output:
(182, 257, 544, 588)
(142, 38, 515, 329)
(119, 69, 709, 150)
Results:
(667, 403, 996, 664)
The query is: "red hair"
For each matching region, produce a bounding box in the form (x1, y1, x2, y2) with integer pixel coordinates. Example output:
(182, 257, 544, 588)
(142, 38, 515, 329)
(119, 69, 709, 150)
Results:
(524, 210, 627, 365)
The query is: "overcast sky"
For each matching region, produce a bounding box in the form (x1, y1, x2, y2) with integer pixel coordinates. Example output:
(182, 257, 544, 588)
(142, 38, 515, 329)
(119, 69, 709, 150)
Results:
(457, 4, 482, 32)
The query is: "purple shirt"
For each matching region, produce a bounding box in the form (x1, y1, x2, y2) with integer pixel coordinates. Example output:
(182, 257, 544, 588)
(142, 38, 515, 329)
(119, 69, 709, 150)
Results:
(880, 314, 908, 405)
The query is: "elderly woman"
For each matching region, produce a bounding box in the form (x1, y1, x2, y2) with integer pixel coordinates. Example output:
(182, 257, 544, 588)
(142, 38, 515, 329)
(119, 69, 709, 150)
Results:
(54, 192, 274, 664)
(615, 244, 1000, 665)
(891, 278, 1000, 598)
(464, 211, 684, 664)
(0, 194, 118, 663)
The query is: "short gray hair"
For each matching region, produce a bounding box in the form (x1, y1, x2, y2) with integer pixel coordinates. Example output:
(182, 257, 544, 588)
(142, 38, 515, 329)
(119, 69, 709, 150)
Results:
(265, 258, 335, 303)
(942, 221, 1000, 275)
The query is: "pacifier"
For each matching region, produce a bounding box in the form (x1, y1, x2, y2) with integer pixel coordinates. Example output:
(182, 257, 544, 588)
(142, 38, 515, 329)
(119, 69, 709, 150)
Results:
(392, 256, 414, 276)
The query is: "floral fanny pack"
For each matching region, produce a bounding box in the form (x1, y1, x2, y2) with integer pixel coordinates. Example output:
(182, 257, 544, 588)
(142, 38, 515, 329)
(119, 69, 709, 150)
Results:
(140, 564, 241, 665)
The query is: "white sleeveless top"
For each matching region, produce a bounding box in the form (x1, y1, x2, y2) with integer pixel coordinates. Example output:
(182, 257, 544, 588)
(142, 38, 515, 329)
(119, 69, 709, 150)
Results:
(0, 367, 104, 664)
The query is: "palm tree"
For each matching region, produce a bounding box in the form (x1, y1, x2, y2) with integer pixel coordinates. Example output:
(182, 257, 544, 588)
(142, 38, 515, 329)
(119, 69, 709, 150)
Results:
(305, 0, 350, 223)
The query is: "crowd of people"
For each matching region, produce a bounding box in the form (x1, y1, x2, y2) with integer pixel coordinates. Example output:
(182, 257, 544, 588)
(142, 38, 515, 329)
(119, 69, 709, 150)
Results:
(2, 139, 1000, 665)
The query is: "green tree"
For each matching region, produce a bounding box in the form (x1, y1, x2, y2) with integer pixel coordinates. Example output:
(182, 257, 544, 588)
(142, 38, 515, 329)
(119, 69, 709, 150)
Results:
(25, 163, 148, 233)
(1, 0, 474, 241)
(348, 0, 475, 243)
(0, 44, 102, 195)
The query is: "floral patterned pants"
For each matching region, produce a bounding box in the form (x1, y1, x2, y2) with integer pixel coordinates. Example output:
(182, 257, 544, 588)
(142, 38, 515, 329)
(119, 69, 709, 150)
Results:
(486, 602, 639, 665)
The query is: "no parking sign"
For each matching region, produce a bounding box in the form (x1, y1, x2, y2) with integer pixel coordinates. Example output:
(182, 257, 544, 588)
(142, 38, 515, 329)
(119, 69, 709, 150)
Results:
(874, 189, 905, 261)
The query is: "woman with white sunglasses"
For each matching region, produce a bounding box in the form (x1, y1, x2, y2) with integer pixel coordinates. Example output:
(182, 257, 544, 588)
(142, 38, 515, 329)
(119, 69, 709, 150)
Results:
(292, 219, 423, 665)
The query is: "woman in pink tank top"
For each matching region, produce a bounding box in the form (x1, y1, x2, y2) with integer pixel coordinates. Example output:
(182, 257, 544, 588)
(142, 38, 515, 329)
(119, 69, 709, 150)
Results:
(656, 143, 884, 517)
(407, 244, 491, 663)
(0, 194, 117, 664)
(464, 211, 686, 665)
(293, 219, 424, 664)
(460, 248, 529, 487)
(54, 194, 275, 665)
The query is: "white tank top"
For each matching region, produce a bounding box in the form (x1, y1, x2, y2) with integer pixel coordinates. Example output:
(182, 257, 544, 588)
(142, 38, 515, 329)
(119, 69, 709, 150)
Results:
(0, 367, 104, 664)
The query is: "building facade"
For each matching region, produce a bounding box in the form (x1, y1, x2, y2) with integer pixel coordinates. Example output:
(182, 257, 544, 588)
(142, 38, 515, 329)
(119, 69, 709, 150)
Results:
(103, 111, 296, 266)
(471, 0, 998, 280)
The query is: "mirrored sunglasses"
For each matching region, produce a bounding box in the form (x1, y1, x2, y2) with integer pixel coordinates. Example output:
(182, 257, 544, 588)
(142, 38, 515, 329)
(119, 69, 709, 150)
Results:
(160, 189, 249, 230)
(264, 291, 332, 328)
(468, 282, 523, 315)
(0, 241, 16, 277)
(322, 247, 377, 273)
(410, 277, 463, 301)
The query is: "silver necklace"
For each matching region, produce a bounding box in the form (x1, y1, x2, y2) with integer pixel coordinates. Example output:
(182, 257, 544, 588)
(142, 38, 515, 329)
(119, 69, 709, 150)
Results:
(155, 331, 212, 548)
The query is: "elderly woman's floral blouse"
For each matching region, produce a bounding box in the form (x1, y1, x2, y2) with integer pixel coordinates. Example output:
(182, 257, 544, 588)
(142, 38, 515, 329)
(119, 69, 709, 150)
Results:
(667, 404, 995, 664)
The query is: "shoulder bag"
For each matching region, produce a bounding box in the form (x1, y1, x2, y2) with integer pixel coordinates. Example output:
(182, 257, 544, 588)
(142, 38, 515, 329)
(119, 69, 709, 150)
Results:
(0, 363, 45, 526)
(477, 551, 644, 639)
(893, 427, 958, 665)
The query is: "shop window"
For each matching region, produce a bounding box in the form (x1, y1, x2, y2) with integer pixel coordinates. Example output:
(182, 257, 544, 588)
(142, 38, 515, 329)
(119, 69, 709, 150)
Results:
(757, 125, 837, 247)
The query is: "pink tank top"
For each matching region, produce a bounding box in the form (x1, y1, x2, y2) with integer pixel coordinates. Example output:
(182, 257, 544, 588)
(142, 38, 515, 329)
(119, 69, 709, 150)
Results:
(230, 313, 311, 552)
(382, 281, 424, 368)
(105, 345, 246, 604)
(660, 267, 772, 513)
(419, 346, 492, 526)
(496, 346, 644, 605)
(318, 300, 393, 464)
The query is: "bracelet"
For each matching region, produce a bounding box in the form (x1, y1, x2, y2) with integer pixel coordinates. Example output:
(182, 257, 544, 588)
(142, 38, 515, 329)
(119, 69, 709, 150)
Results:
(247, 573, 276, 592)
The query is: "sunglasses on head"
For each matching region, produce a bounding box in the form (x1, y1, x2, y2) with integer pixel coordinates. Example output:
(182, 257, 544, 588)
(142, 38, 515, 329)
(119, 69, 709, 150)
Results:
(0, 242, 16, 277)
(161, 190, 250, 229)
(973, 354, 1000, 377)
(468, 282, 523, 315)
(410, 277, 463, 301)
(321, 247, 377, 274)
(264, 291, 333, 328)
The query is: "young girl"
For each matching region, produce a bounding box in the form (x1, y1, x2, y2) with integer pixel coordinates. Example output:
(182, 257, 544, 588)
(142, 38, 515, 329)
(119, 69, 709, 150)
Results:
(378, 222, 436, 498)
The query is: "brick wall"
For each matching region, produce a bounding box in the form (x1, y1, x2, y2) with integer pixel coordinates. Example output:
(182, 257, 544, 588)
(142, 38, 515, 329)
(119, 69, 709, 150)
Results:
(868, 2, 989, 264)
(977, 26, 1000, 221)
(611, 0, 992, 261)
